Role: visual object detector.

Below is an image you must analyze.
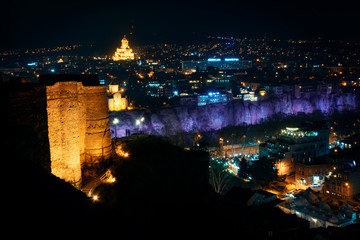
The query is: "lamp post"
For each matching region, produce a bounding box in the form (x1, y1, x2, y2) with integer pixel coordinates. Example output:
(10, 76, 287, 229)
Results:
(113, 118, 119, 139)
(136, 117, 145, 134)
(136, 119, 140, 133)
(232, 133, 236, 157)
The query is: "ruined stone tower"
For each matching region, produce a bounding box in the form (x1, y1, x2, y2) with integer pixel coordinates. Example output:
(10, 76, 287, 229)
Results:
(44, 76, 111, 185)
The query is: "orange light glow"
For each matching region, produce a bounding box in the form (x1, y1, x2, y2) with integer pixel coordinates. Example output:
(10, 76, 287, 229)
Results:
(113, 35, 135, 61)
(108, 177, 116, 183)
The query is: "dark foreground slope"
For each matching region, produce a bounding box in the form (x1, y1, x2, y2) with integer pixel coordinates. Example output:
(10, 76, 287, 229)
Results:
(5, 135, 360, 238)
(92, 136, 310, 237)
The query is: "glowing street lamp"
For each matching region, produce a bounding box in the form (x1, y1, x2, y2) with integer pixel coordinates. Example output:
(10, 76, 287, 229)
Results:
(113, 118, 119, 139)
(136, 117, 145, 133)
(113, 118, 119, 125)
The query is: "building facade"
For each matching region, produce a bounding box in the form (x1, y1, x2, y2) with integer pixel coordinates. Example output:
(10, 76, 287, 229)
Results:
(197, 92, 232, 106)
(323, 167, 360, 199)
(295, 162, 335, 186)
(108, 92, 128, 111)
(260, 124, 330, 176)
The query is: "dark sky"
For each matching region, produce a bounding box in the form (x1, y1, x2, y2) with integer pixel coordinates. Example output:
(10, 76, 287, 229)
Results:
(1, 0, 360, 50)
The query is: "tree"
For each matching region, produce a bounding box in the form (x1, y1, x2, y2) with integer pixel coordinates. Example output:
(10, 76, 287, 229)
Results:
(251, 157, 278, 187)
(209, 159, 232, 195)
(238, 157, 249, 179)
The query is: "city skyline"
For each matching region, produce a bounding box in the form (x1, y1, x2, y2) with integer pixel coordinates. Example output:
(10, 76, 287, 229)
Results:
(2, 0, 360, 50)
(4, 1, 360, 235)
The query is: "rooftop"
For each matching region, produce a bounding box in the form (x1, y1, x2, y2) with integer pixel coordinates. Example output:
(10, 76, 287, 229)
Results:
(278, 188, 358, 228)
(281, 127, 319, 138)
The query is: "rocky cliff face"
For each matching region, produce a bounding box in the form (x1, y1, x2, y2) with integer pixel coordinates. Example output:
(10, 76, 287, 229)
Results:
(110, 91, 358, 138)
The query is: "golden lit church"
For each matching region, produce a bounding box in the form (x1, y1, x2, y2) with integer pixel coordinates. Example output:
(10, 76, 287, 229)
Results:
(113, 35, 135, 61)
(108, 85, 128, 111)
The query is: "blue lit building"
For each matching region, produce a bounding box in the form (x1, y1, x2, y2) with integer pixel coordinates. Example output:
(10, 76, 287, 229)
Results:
(182, 58, 252, 72)
(197, 92, 232, 106)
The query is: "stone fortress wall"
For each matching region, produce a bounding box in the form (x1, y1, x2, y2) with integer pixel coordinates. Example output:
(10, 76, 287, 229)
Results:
(46, 81, 111, 185)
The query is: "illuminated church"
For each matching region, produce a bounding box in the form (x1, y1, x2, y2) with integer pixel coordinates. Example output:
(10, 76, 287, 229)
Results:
(108, 85, 128, 111)
(113, 35, 135, 61)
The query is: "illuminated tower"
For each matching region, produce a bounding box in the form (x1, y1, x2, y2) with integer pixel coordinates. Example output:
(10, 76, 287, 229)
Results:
(44, 75, 112, 185)
(113, 35, 135, 61)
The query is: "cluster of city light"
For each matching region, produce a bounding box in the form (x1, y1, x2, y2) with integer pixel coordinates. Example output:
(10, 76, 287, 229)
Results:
(281, 127, 318, 137)
(207, 58, 221, 62)
(243, 91, 258, 101)
(330, 140, 353, 150)
(208, 91, 221, 96)
(227, 161, 240, 175)
(224, 58, 239, 61)
(198, 92, 228, 106)
(207, 58, 239, 62)
(105, 172, 116, 183)
(210, 158, 240, 175)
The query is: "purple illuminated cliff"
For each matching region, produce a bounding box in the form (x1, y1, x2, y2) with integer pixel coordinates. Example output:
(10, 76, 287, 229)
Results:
(110, 90, 357, 138)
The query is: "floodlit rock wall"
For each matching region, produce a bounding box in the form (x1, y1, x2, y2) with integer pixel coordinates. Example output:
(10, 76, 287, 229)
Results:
(46, 82, 111, 184)
(110, 91, 358, 138)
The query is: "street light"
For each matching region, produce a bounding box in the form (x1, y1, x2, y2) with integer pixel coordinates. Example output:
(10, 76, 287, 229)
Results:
(113, 118, 119, 139)
(136, 117, 145, 134)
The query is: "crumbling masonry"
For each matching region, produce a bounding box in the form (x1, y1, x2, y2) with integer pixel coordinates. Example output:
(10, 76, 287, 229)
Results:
(46, 81, 112, 184)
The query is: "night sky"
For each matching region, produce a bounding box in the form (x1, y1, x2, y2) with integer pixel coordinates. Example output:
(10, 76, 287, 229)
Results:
(2, 0, 360, 50)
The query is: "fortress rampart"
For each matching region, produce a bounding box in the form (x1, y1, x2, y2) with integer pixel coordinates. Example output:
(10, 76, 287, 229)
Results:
(46, 81, 111, 184)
